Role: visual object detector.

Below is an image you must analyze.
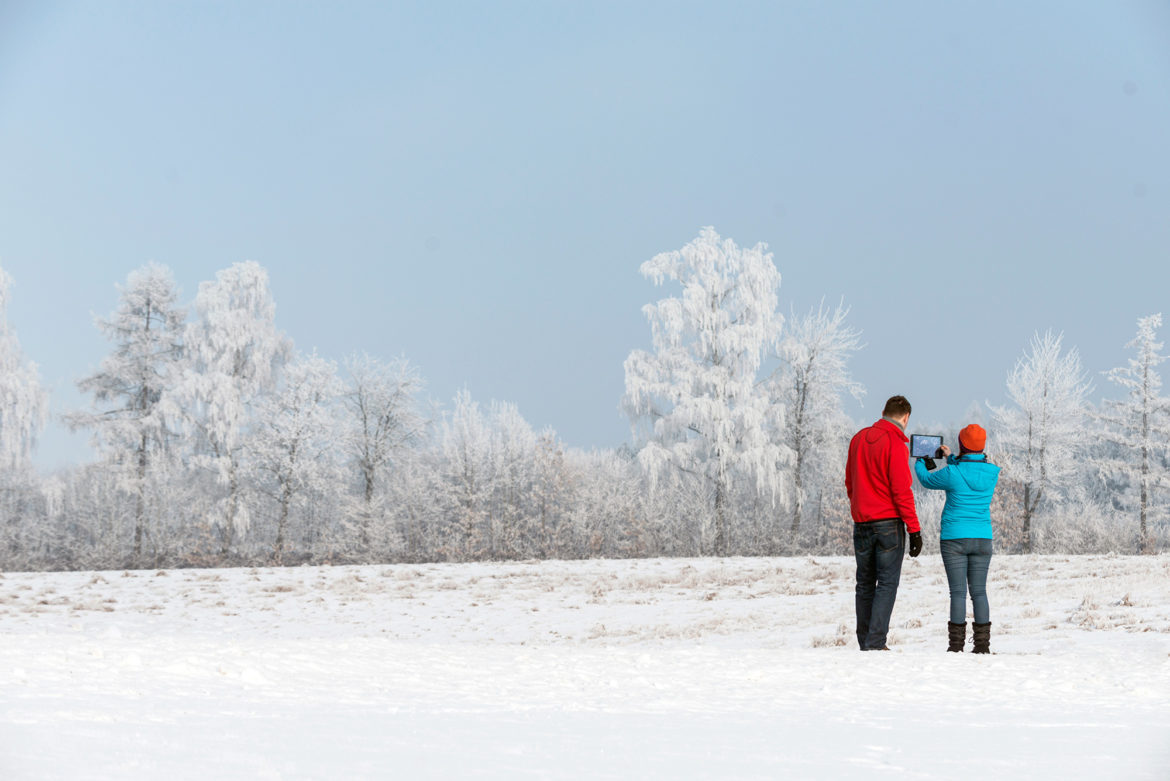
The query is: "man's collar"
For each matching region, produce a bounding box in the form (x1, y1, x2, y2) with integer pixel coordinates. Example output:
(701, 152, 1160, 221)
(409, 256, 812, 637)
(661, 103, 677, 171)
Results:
(875, 417, 909, 441)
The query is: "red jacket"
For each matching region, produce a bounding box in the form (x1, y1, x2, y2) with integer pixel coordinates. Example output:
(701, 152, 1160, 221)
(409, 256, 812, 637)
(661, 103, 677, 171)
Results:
(845, 418, 920, 533)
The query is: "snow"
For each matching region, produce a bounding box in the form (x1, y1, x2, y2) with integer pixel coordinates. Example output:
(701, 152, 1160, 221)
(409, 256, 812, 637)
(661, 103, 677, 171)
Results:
(2, 555, 1168, 779)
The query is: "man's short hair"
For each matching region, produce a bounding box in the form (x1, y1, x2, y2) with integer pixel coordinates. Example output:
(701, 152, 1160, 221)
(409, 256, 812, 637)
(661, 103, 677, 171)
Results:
(882, 395, 912, 418)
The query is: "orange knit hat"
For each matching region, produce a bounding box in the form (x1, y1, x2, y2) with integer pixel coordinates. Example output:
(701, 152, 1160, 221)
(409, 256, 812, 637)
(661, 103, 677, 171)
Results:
(959, 424, 986, 452)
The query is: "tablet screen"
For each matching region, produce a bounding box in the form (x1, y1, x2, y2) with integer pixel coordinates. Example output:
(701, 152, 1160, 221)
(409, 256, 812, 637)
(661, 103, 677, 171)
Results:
(910, 435, 943, 458)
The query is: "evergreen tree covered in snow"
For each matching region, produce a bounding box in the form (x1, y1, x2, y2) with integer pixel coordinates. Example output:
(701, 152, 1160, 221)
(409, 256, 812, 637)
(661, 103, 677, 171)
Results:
(182, 261, 291, 554)
(623, 227, 789, 556)
(991, 330, 1092, 552)
(0, 268, 48, 470)
(769, 299, 864, 537)
(68, 263, 186, 561)
(1099, 314, 1170, 552)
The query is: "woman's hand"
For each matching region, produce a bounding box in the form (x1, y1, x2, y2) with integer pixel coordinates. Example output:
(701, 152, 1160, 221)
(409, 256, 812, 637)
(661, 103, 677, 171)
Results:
(938, 444, 952, 458)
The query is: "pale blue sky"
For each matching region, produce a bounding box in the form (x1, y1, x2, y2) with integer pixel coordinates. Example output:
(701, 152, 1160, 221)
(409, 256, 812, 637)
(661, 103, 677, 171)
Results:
(1, 0, 1168, 469)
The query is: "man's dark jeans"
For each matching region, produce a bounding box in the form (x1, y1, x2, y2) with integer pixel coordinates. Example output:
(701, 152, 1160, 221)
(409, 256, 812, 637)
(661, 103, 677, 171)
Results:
(854, 519, 906, 650)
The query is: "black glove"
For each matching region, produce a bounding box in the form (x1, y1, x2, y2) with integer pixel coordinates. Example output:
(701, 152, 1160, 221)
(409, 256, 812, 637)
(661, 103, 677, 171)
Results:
(921, 456, 937, 470)
(908, 531, 923, 558)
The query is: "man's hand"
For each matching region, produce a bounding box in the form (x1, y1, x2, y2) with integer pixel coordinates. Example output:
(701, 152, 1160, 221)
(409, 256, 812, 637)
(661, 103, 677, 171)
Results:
(908, 531, 923, 557)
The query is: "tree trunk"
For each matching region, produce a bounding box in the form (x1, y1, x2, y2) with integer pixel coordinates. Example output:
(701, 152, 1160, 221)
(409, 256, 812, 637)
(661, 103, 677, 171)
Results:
(539, 491, 549, 559)
(790, 448, 804, 536)
(713, 476, 728, 557)
(1021, 482, 1034, 554)
(789, 384, 809, 537)
(359, 463, 375, 551)
(816, 490, 826, 551)
(1140, 392, 1150, 554)
(1139, 444, 1149, 554)
(133, 434, 147, 561)
(274, 482, 291, 565)
(1022, 418, 1036, 554)
(221, 459, 238, 556)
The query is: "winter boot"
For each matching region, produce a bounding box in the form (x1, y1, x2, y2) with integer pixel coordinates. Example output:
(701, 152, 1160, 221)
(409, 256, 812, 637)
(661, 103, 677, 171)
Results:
(947, 621, 966, 652)
(972, 622, 992, 654)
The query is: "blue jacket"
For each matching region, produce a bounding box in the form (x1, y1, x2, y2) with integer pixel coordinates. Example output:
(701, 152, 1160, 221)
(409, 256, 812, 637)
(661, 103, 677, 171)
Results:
(914, 454, 1000, 540)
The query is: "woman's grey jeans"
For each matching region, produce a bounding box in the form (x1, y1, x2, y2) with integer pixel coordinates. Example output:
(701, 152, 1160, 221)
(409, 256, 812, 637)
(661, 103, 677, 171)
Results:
(940, 537, 993, 624)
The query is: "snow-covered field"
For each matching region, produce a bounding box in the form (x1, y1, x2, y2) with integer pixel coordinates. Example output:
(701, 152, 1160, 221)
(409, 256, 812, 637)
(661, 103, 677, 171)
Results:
(2, 554, 1168, 780)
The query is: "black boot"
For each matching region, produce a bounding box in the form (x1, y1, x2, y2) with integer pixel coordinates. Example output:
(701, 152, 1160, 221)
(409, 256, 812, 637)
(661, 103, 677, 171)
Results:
(972, 622, 991, 654)
(947, 621, 966, 652)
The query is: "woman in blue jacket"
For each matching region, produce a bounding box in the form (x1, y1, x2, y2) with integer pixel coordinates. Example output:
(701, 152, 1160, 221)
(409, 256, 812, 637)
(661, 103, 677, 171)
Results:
(914, 424, 1000, 653)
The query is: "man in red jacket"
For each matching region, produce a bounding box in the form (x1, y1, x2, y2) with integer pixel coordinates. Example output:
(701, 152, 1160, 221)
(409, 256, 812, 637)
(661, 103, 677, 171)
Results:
(845, 395, 923, 651)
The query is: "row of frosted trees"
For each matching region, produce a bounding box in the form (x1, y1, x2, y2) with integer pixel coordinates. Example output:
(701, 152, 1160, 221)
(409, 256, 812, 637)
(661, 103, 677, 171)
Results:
(622, 229, 1168, 557)
(0, 231, 1166, 570)
(0, 262, 690, 569)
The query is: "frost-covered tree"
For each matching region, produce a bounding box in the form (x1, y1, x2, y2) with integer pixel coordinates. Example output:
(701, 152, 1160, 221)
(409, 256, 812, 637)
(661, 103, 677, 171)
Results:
(248, 352, 344, 564)
(433, 391, 538, 560)
(487, 401, 539, 558)
(182, 261, 291, 554)
(623, 227, 788, 556)
(68, 263, 186, 561)
(0, 268, 48, 469)
(342, 353, 426, 550)
(435, 390, 494, 559)
(991, 330, 1092, 552)
(0, 268, 49, 565)
(769, 299, 864, 537)
(566, 447, 644, 558)
(1099, 314, 1170, 552)
(532, 428, 573, 557)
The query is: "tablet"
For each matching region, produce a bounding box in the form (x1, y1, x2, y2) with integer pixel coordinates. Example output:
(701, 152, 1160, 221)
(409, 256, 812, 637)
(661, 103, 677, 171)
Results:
(910, 434, 943, 459)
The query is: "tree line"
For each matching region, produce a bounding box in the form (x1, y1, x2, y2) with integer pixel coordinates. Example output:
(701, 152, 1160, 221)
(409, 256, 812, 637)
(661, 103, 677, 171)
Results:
(0, 232, 1165, 570)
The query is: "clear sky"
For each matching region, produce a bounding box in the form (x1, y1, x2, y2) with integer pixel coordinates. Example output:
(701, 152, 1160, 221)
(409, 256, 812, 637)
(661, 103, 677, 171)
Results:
(1, 0, 1168, 469)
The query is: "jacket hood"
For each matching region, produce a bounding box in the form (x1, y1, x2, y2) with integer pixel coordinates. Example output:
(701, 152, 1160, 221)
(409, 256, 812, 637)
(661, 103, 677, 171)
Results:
(956, 457, 1000, 491)
(867, 418, 908, 444)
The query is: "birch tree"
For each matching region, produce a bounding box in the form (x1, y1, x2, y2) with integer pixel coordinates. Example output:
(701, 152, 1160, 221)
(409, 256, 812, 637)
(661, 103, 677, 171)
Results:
(623, 227, 789, 556)
(769, 299, 864, 537)
(68, 263, 186, 561)
(1099, 314, 1170, 552)
(991, 330, 1092, 552)
(183, 261, 291, 554)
